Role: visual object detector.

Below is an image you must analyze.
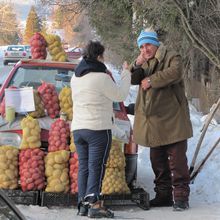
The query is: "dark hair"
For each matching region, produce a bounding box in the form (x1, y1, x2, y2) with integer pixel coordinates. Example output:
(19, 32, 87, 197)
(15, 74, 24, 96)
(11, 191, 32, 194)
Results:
(83, 40, 105, 60)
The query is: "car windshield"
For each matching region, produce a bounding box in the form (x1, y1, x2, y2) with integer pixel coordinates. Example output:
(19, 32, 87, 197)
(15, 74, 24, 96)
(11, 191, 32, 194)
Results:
(7, 46, 24, 52)
(24, 46, 30, 52)
(113, 102, 121, 111)
(8, 66, 75, 92)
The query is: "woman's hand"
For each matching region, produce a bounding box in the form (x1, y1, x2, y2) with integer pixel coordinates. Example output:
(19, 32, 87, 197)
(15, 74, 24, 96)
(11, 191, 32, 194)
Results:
(123, 61, 129, 70)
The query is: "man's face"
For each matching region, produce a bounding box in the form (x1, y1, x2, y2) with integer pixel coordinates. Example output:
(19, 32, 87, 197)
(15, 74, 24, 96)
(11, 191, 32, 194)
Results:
(140, 43, 158, 60)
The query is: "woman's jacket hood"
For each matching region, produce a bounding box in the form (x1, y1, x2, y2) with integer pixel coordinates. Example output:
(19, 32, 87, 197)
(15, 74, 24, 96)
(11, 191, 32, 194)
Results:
(75, 57, 107, 77)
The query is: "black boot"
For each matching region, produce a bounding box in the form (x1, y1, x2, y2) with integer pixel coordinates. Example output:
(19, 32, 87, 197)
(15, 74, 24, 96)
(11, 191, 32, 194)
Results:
(150, 190, 173, 207)
(77, 201, 89, 216)
(173, 200, 189, 211)
(88, 200, 114, 218)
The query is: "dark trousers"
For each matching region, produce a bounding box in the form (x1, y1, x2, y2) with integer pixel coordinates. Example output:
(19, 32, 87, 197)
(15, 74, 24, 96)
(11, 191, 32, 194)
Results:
(73, 129, 112, 204)
(150, 140, 190, 201)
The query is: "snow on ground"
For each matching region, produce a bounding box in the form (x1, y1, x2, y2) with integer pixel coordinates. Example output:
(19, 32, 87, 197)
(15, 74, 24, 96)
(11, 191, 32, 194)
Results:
(16, 203, 220, 220)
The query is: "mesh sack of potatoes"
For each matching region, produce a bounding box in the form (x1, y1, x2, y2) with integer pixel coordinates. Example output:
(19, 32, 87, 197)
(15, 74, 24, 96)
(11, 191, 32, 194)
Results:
(69, 152, 78, 193)
(29, 90, 45, 118)
(102, 139, 130, 194)
(102, 167, 130, 194)
(19, 148, 45, 191)
(44, 34, 67, 62)
(37, 82, 60, 119)
(106, 139, 126, 169)
(48, 118, 70, 152)
(45, 150, 70, 193)
(69, 133, 76, 153)
(59, 87, 73, 121)
(0, 145, 19, 189)
(20, 116, 41, 149)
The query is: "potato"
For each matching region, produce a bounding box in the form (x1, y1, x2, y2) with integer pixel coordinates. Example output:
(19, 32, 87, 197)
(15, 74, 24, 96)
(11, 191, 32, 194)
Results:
(60, 172, 68, 182)
(49, 178, 61, 187)
(45, 166, 53, 177)
(27, 136, 39, 143)
(5, 170, 15, 179)
(55, 184, 65, 192)
(0, 162, 8, 170)
(53, 163, 66, 170)
(52, 169, 62, 178)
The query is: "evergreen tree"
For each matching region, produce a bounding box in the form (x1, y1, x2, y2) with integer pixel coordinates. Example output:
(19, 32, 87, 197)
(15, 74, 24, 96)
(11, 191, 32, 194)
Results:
(52, 6, 63, 29)
(41, 17, 48, 35)
(0, 3, 20, 45)
(85, 0, 134, 63)
(23, 6, 42, 44)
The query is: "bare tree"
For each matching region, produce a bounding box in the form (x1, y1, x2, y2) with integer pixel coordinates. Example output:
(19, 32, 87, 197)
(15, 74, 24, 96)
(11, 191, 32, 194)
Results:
(38, 0, 82, 16)
(37, 0, 96, 47)
(172, 0, 220, 69)
(0, 3, 20, 44)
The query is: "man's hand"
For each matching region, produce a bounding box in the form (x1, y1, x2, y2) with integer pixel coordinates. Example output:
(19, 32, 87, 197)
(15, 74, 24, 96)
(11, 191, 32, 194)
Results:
(136, 49, 152, 66)
(136, 53, 147, 66)
(141, 77, 151, 90)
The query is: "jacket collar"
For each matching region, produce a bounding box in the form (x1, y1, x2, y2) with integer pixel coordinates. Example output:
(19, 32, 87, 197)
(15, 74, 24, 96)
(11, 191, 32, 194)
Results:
(75, 58, 107, 77)
(155, 43, 167, 63)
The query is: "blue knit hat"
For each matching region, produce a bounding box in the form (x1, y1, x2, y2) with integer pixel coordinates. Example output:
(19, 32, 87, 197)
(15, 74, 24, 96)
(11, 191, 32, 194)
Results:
(137, 30, 160, 48)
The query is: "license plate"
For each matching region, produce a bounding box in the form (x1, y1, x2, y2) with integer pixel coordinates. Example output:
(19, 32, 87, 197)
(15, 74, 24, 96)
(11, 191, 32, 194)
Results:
(11, 53, 19, 56)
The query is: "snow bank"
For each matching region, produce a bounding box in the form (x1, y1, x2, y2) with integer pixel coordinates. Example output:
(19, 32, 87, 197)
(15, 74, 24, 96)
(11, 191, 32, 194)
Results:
(0, 46, 7, 57)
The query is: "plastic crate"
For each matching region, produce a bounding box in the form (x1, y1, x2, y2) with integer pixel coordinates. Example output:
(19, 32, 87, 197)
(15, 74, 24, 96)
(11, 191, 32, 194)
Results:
(40, 188, 150, 210)
(3, 189, 40, 205)
(40, 192, 77, 207)
(103, 188, 150, 210)
(131, 188, 150, 210)
(103, 193, 134, 206)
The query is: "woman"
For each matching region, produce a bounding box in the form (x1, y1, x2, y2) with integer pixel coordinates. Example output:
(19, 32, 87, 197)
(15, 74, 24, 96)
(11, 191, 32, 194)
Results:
(71, 40, 131, 218)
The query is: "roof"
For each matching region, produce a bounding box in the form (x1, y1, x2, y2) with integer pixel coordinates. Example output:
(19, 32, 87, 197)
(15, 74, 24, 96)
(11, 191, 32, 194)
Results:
(20, 59, 80, 65)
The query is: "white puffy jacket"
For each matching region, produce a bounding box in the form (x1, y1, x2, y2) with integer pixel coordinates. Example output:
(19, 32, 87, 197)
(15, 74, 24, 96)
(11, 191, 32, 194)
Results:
(71, 70, 131, 131)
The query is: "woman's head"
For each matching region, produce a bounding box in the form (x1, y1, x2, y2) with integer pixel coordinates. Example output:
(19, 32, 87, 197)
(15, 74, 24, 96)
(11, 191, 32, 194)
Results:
(83, 40, 105, 62)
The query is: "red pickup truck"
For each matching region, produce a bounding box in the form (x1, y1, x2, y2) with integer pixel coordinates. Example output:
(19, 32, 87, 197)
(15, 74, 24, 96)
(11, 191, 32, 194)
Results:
(0, 59, 137, 184)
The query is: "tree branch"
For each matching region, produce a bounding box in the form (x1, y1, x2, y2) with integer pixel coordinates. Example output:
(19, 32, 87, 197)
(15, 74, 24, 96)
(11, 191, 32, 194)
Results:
(173, 0, 220, 69)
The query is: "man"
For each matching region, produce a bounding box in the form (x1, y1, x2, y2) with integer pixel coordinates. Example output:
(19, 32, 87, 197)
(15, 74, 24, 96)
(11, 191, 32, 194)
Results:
(130, 29, 193, 211)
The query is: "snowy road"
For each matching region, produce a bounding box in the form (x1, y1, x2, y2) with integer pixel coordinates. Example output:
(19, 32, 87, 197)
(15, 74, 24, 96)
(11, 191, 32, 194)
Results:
(17, 202, 220, 220)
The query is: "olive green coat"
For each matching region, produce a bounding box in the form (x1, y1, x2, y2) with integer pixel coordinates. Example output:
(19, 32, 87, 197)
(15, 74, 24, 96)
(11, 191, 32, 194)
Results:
(131, 45, 193, 147)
